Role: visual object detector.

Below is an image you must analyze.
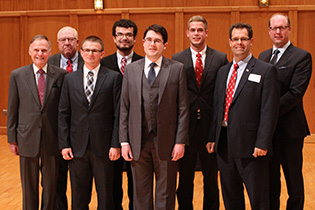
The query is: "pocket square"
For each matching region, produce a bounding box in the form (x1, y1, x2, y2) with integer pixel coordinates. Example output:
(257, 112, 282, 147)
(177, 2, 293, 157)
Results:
(248, 73, 261, 83)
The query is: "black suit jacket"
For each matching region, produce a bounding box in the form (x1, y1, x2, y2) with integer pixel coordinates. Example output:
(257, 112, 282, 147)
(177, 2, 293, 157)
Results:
(172, 47, 228, 141)
(100, 52, 143, 74)
(210, 57, 280, 158)
(58, 66, 122, 158)
(48, 52, 84, 72)
(259, 43, 312, 139)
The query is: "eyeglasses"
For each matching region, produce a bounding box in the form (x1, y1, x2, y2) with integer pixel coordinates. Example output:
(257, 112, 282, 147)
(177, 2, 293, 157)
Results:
(230, 37, 250, 43)
(115, 33, 134, 39)
(269, 26, 289, 31)
(58, 37, 77, 43)
(81, 48, 103, 54)
(144, 37, 163, 45)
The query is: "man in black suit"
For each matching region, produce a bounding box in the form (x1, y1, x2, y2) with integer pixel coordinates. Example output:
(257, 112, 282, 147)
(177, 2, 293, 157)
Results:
(207, 23, 280, 210)
(7, 34, 67, 210)
(48, 26, 85, 210)
(100, 19, 143, 210)
(172, 15, 228, 210)
(58, 36, 122, 210)
(259, 13, 312, 210)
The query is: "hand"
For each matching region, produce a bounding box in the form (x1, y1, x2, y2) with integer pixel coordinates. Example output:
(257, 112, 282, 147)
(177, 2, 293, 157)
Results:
(121, 144, 133, 161)
(206, 142, 215, 154)
(61, 148, 74, 160)
(171, 144, 185, 161)
(109, 147, 121, 161)
(9, 143, 19, 156)
(252, 147, 268, 158)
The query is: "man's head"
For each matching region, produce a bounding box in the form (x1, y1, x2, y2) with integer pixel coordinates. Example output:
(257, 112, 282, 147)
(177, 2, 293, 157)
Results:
(57, 26, 79, 59)
(80, 36, 105, 70)
(186, 15, 208, 51)
(29, 34, 51, 69)
(268, 13, 291, 48)
(143, 24, 168, 62)
(112, 19, 138, 55)
(228, 23, 253, 62)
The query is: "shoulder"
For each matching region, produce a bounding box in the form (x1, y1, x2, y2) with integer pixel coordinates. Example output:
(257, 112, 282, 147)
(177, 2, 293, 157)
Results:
(163, 57, 184, 68)
(133, 52, 144, 60)
(172, 48, 190, 60)
(48, 64, 67, 75)
(47, 53, 61, 65)
(207, 47, 227, 58)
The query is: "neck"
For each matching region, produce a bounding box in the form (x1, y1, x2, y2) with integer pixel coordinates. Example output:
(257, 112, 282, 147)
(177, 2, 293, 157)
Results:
(118, 50, 132, 57)
(85, 63, 99, 70)
(191, 43, 206, 53)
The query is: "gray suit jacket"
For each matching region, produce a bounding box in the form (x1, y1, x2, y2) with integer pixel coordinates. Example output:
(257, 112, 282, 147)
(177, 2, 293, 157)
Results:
(119, 57, 189, 160)
(7, 64, 67, 157)
(48, 52, 84, 72)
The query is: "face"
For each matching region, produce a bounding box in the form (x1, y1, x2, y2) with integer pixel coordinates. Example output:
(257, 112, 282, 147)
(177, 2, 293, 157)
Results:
(29, 39, 51, 69)
(143, 30, 167, 62)
(57, 28, 79, 59)
(186, 21, 208, 51)
(229, 28, 253, 61)
(268, 15, 291, 48)
(114, 27, 135, 52)
(80, 41, 104, 69)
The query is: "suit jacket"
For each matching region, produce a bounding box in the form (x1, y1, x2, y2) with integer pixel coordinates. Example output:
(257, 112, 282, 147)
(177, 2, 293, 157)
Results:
(100, 52, 143, 74)
(210, 56, 280, 158)
(48, 51, 84, 71)
(119, 57, 189, 161)
(172, 46, 228, 141)
(7, 64, 67, 157)
(259, 43, 312, 139)
(58, 66, 122, 158)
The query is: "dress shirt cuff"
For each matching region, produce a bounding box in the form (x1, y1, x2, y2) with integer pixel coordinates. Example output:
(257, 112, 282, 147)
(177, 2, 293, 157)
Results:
(120, 142, 129, 146)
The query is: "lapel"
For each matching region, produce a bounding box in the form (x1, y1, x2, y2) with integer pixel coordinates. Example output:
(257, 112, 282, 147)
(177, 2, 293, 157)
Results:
(135, 60, 145, 106)
(184, 49, 198, 89)
(219, 63, 232, 107)
(276, 43, 293, 67)
(201, 46, 214, 88)
(261, 49, 273, 63)
(75, 68, 89, 107)
(42, 64, 58, 109)
(89, 67, 108, 109)
(25, 64, 41, 108)
(113, 53, 120, 71)
(77, 52, 84, 71)
(158, 57, 171, 104)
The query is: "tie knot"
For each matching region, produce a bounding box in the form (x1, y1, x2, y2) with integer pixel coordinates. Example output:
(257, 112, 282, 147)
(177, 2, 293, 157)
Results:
(88, 71, 94, 76)
(122, 57, 126, 62)
(67, 59, 72, 64)
(274, 49, 280, 55)
(37, 69, 44, 75)
(150, 62, 156, 68)
(234, 63, 239, 70)
(196, 53, 201, 58)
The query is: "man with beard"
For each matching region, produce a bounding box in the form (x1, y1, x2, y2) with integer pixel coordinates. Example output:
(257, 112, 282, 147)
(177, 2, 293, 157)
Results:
(100, 19, 143, 210)
(48, 26, 85, 210)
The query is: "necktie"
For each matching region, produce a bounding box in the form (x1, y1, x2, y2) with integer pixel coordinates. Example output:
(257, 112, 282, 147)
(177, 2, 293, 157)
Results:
(269, 49, 280, 65)
(66, 59, 73, 73)
(37, 69, 45, 107)
(85, 71, 94, 104)
(223, 63, 239, 122)
(148, 62, 156, 86)
(195, 53, 203, 88)
(120, 57, 126, 76)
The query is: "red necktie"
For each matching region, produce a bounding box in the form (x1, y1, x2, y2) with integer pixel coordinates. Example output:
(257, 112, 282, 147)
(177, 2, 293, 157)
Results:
(66, 59, 73, 73)
(223, 63, 239, 122)
(195, 53, 203, 88)
(120, 57, 126, 76)
(37, 69, 45, 106)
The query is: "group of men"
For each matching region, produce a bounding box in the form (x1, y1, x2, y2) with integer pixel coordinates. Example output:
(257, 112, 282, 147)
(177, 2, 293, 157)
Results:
(7, 13, 312, 210)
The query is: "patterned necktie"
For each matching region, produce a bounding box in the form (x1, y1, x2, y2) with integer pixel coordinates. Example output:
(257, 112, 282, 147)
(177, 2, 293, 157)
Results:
(37, 69, 45, 107)
(270, 49, 280, 65)
(195, 52, 203, 88)
(148, 62, 156, 86)
(85, 71, 94, 104)
(120, 57, 126, 76)
(66, 59, 73, 73)
(223, 63, 239, 122)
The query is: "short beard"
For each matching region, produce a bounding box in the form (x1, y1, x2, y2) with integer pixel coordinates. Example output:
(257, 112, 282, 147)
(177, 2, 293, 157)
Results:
(116, 44, 134, 52)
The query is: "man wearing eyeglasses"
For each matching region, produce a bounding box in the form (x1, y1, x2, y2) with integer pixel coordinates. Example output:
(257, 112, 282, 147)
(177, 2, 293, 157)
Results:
(207, 23, 280, 210)
(259, 13, 312, 210)
(100, 19, 143, 210)
(120, 24, 189, 210)
(58, 36, 122, 209)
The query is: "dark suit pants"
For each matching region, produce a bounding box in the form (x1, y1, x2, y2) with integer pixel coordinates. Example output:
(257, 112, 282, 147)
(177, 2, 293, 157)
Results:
(55, 155, 68, 210)
(217, 127, 269, 210)
(177, 120, 219, 210)
(269, 137, 304, 210)
(20, 152, 59, 210)
(131, 135, 178, 210)
(69, 147, 114, 210)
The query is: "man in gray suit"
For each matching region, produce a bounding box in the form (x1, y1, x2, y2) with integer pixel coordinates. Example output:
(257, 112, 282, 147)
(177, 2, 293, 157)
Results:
(120, 24, 189, 210)
(7, 34, 67, 210)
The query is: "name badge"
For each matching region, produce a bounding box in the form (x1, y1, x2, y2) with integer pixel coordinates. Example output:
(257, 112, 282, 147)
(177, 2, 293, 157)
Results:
(248, 73, 261, 83)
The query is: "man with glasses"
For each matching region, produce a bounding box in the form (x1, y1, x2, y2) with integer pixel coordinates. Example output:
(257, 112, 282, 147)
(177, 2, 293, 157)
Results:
(100, 19, 143, 210)
(58, 36, 122, 209)
(172, 15, 228, 210)
(48, 26, 85, 210)
(259, 13, 312, 210)
(207, 23, 280, 210)
(120, 24, 189, 210)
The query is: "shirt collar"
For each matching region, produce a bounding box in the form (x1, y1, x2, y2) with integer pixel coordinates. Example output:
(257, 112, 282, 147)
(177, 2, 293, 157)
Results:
(233, 53, 252, 69)
(83, 64, 100, 78)
(33, 63, 48, 74)
(273, 41, 291, 54)
(116, 51, 134, 61)
(61, 51, 78, 63)
(145, 56, 163, 68)
(190, 45, 207, 57)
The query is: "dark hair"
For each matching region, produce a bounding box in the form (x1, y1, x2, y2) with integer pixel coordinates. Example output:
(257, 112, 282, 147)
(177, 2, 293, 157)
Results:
(112, 19, 138, 37)
(269, 13, 291, 28)
(229, 23, 253, 39)
(30, 34, 51, 49)
(81, 35, 104, 51)
(143, 24, 168, 44)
